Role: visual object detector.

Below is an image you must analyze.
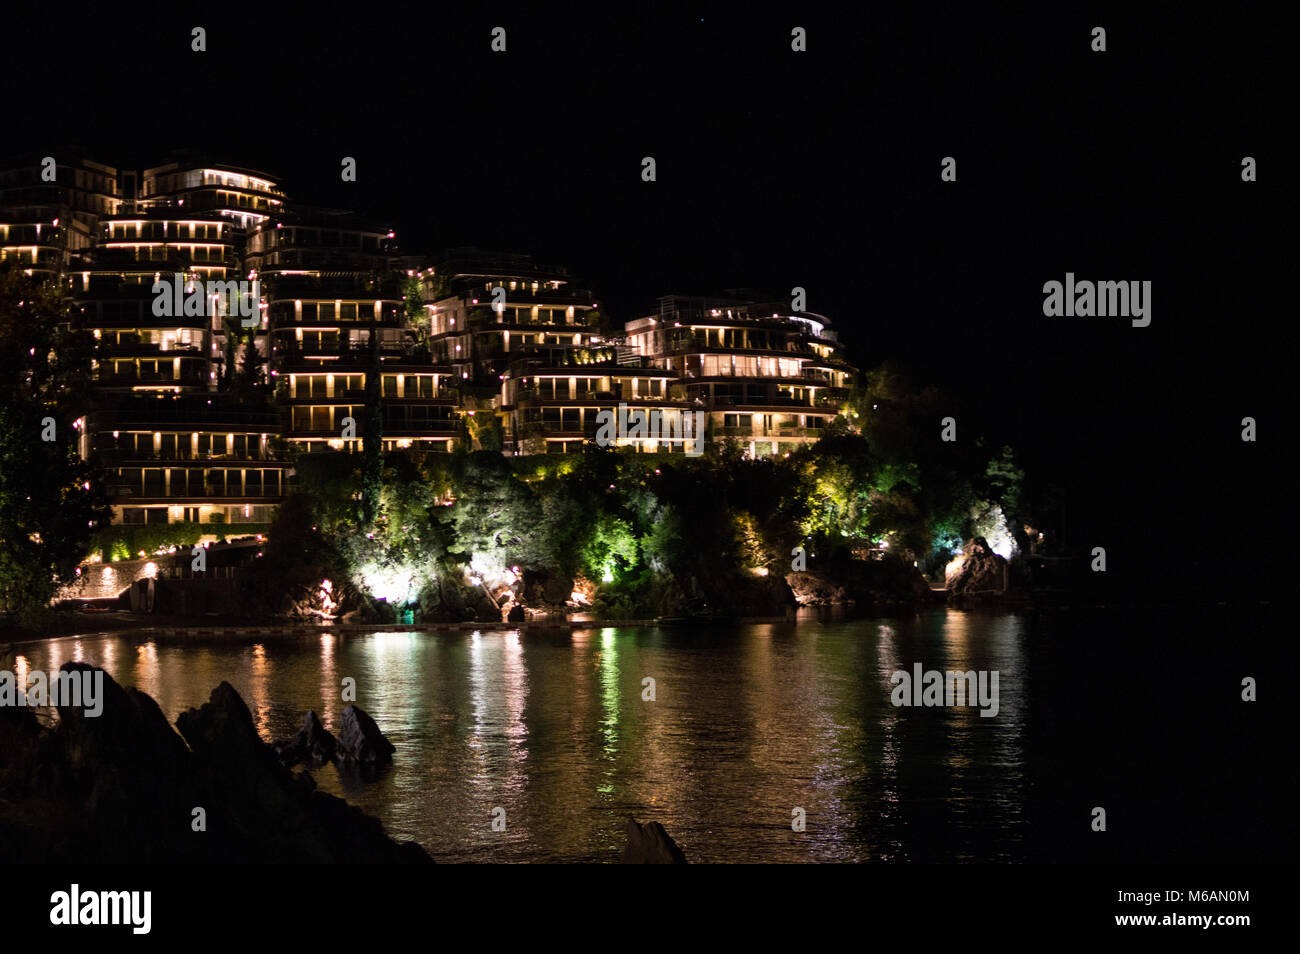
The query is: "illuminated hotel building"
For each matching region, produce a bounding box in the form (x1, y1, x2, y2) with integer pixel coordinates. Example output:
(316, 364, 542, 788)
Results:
(622, 294, 854, 457)
(71, 159, 288, 530)
(0, 155, 120, 277)
(2, 154, 861, 531)
(423, 248, 602, 374)
(498, 344, 690, 454)
(249, 208, 461, 454)
(421, 248, 620, 451)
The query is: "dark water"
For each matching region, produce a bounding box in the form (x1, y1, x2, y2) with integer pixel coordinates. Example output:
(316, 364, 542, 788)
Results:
(12, 608, 1284, 862)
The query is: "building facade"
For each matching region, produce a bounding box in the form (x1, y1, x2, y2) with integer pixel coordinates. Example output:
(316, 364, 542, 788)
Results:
(1, 154, 859, 533)
(623, 294, 853, 458)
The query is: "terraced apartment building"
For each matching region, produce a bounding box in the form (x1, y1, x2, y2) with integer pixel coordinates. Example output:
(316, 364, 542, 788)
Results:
(0, 155, 119, 278)
(623, 294, 853, 458)
(1, 153, 859, 534)
(248, 208, 460, 455)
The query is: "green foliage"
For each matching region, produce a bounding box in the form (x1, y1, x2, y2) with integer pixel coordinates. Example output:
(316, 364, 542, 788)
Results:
(403, 276, 430, 354)
(463, 412, 503, 452)
(981, 446, 1024, 519)
(291, 451, 361, 531)
(441, 451, 538, 568)
(361, 330, 383, 526)
(403, 275, 425, 323)
(580, 512, 638, 582)
(243, 494, 342, 614)
(91, 522, 267, 561)
(0, 267, 109, 625)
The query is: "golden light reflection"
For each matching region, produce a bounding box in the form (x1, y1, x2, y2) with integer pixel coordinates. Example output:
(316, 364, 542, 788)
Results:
(319, 633, 337, 726)
(502, 630, 529, 758)
(132, 641, 161, 702)
(97, 639, 117, 675)
(466, 631, 532, 821)
(248, 643, 272, 737)
(596, 629, 620, 771)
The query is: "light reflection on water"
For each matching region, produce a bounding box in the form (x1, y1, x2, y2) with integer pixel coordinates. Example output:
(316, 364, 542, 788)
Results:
(16, 611, 1031, 862)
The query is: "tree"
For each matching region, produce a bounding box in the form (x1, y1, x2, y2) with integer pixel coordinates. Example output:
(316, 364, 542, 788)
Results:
(403, 274, 428, 343)
(0, 267, 109, 627)
(441, 451, 538, 568)
(360, 328, 383, 525)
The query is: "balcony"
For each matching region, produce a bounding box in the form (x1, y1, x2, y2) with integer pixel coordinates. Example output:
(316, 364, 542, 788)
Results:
(718, 426, 824, 440)
(711, 394, 815, 409)
(94, 343, 204, 357)
(89, 402, 279, 429)
(110, 485, 285, 500)
(511, 388, 683, 410)
(94, 452, 282, 466)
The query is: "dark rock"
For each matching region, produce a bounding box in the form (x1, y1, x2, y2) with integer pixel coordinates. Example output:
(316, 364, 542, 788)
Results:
(786, 571, 849, 606)
(0, 665, 431, 863)
(506, 603, 527, 623)
(947, 536, 1010, 595)
(336, 704, 396, 764)
(787, 554, 930, 607)
(272, 710, 338, 767)
(622, 818, 687, 864)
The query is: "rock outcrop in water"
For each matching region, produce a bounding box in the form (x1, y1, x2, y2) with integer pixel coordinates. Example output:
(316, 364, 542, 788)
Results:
(272, 710, 338, 767)
(0, 662, 430, 863)
(621, 818, 688, 864)
(336, 704, 396, 765)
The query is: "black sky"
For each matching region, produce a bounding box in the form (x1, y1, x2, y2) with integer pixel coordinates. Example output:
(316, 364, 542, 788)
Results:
(3, 4, 1291, 592)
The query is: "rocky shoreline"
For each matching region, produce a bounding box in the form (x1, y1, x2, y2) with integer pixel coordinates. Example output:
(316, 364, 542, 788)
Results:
(7, 544, 1048, 645)
(0, 662, 430, 863)
(16, 552, 951, 641)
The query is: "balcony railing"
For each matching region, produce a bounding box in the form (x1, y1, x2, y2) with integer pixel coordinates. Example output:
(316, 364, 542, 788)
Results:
(89, 404, 279, 428)
(94, 451, 282, 465)
(717, 426, 825, 439)
(512, 388, 677, 406)
(110, 485, 285, 499)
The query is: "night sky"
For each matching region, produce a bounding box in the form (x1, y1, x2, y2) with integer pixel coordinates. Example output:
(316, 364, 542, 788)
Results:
(4, 5, 1290, 594)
